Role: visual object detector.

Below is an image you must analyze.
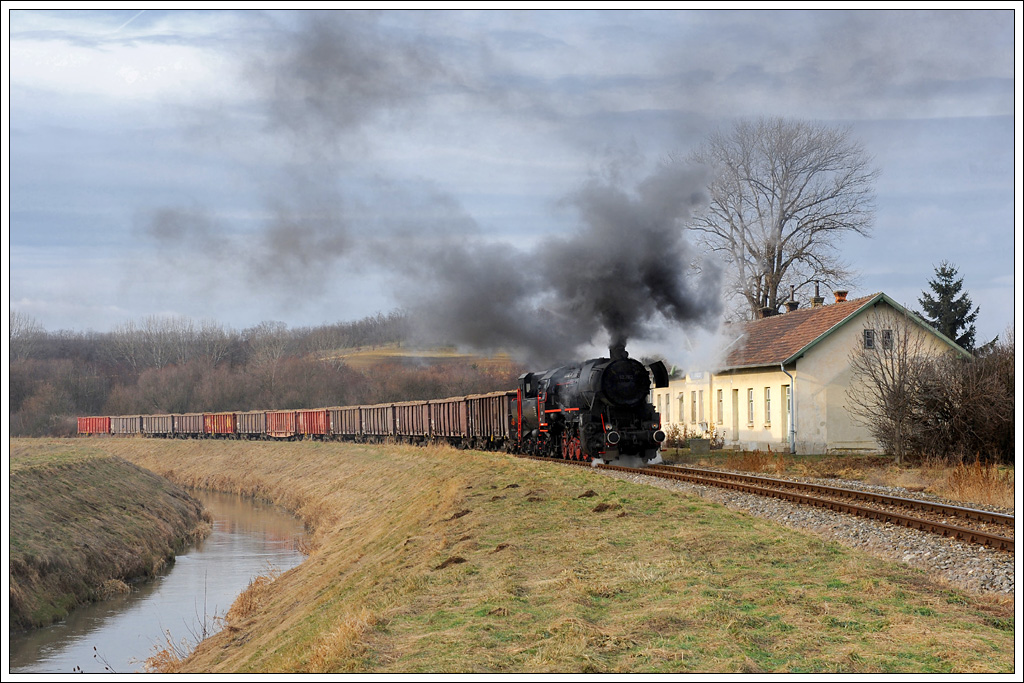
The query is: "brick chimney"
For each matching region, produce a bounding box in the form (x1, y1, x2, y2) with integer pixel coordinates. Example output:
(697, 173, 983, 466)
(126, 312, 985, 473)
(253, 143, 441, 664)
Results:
(811, 281, 825, 308)
(834, 289, 848, 303)
(785, 285, 799, 312)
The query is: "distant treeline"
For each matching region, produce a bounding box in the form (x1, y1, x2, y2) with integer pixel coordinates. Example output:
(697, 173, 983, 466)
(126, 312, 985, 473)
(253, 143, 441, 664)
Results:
(9, 310, 524, 436)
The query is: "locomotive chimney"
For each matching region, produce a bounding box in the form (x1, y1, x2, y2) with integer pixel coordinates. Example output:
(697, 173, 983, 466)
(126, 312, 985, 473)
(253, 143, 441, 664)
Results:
(834, 289, 848, 303)
(610, 343, 628, 361)
(811, 281, 825, 308)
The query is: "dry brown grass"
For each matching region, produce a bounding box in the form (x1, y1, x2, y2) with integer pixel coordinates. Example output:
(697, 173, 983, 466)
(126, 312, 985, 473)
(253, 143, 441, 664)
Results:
(225, 568, 282, 623)
(8, 440, 211, 630)
(307, 607, 380, 673)
(724, 449, 788, 475)
(942, 459, 1015, 508)
(27, 437, 1015, 674)
(706, 449, 1015, 511)
(143, 630, 193, 673)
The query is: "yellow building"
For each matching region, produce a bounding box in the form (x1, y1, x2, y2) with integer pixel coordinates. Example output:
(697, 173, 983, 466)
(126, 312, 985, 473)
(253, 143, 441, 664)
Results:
(653, 291, 970, 454)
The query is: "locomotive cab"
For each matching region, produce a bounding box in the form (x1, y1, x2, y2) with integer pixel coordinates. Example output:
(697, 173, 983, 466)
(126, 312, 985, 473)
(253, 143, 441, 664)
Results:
(519, 372, 537, 398)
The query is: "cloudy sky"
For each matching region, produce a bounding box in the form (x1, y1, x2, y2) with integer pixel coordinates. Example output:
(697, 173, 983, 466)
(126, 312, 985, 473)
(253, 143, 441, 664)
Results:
(6, 8, 1019, 363)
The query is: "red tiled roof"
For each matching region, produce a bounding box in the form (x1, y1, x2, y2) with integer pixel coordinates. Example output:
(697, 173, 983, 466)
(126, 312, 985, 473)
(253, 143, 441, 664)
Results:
(722, 295, 878, 368)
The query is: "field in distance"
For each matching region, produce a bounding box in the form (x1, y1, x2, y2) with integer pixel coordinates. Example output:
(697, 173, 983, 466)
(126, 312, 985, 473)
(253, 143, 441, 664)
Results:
(325, 343, 520, 372)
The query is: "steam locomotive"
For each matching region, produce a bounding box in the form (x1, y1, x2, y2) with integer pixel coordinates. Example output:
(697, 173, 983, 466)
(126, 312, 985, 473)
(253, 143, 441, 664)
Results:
(512, 344, 669, 466)
(78, 346, 670, 467)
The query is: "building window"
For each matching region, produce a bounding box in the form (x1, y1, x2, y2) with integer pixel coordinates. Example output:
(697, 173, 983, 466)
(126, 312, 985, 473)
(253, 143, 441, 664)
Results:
(783, 385, 791, 434)
(863, 329, 875, 350)
(882, 329, 893, 350)
(764, 387, 771, 425)
(678, 395, 685, 425)
(698, 390, 704, 423)
(747, 388, 754, 424)
(716, 389, 723, 424)
(691, 391, 697, 423)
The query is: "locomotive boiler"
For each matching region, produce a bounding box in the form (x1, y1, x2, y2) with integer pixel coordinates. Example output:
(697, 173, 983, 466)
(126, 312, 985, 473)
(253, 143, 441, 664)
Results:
(512, 344, 669, 466)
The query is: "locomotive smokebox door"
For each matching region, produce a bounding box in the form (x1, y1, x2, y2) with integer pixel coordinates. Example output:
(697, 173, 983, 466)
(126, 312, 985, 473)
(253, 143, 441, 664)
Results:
(647, 360, 670, 389)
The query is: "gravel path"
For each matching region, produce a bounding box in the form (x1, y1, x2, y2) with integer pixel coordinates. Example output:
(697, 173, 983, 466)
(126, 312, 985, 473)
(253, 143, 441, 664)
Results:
(598, 466, 1015, 597)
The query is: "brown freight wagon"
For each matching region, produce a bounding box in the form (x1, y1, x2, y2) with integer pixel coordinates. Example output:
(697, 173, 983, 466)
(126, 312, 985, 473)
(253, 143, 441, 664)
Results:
(328, 406, 361, 439)
(111, 415, 142, 436)
(359, 404, 394, 440)
(267, 410, 298, 439)
(174, 413, 205, 438)
(296, 409, 329, 439)
(428, 396, 468, 447)
(78, 416, 111, 436)
(236, 411, 266, 440)
(393, 400, 431, 443)
(205, 412, 238, 438)
(142, 414, 174, 437)
(466, 391, 515, 449)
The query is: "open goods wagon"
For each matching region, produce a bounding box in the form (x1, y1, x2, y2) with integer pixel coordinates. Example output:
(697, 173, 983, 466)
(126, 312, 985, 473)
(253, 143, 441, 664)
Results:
(205, 412, 237, 437)
(78, 416, 111, 436)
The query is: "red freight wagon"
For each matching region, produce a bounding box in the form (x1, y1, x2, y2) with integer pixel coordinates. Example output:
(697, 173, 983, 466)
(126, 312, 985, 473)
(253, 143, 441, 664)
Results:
(328, 406, 361, 439)
(78, 416, 111, 436)
(174, 413, 205, 438)
(296, 409, 329, 438)
(205, 412, 237, 437)
(359, 404, 393, 438)
(111, 415, 142, 435)
(428, 396, 468, 442)
(394, 400, 430, 441)
(267, 410, 298, 439)
(236, 411, 266, 439)
(142, 414, 174, 437)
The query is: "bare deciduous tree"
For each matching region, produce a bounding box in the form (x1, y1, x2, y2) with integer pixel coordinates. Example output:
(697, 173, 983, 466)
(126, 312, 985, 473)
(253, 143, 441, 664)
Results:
(846, 309, 1012, 464)
(915, 328, 1014, 461)
(688, 117, 879, 318)
(10, 310, 45, 361)
(845, 310, 930, 465)
(243, 321, 292, 404)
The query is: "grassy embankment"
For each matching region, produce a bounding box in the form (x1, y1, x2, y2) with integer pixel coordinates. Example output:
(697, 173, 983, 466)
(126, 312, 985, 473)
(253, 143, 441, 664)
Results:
(8, 440, 211, 630)
(662, 449, 1015, 510)
(49, 436, 1015, 674)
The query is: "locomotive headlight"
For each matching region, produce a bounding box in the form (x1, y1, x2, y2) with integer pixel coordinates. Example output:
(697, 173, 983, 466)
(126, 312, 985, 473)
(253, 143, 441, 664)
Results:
(606, 430, 621, 445)
(653, 430, 666, 443)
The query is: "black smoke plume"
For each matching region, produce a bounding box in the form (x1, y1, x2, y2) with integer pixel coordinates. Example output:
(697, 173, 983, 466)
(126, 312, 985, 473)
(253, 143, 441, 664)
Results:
(387, 161, 722, 364)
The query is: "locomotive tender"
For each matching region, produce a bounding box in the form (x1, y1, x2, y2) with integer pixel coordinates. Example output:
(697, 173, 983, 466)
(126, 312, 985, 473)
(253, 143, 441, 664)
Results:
(78, 346, 670, 466)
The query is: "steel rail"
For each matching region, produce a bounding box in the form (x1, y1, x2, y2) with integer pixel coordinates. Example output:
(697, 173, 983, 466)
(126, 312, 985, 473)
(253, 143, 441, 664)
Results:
(649, 465, 1015, 527)
(519, 455, 1014, 553)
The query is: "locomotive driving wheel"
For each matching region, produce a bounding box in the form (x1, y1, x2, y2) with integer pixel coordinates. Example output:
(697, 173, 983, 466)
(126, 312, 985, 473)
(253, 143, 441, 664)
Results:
(561, 432, 583, 460)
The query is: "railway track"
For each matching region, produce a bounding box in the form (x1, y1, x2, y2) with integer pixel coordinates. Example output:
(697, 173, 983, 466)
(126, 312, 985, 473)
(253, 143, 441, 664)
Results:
(525, 456, 1014, 553)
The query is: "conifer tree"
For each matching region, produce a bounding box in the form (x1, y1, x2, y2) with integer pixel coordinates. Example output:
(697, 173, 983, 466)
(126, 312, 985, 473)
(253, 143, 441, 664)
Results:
(917, 261, 979, 352)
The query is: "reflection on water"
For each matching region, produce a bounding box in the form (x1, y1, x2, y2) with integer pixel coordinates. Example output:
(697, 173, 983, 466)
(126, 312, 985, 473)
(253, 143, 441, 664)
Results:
(9, 490, 307, 674)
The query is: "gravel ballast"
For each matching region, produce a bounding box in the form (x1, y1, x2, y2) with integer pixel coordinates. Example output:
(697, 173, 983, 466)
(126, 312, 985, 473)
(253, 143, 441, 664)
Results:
(598, 466, 1015, 597)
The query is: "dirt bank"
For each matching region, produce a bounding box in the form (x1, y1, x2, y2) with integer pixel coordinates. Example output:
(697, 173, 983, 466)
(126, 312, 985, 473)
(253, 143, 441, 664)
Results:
(8, 439, 211, 630)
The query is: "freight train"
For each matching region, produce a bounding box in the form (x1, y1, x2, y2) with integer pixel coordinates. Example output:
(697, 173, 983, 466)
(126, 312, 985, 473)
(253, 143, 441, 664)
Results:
(78, 346, 670, 466)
